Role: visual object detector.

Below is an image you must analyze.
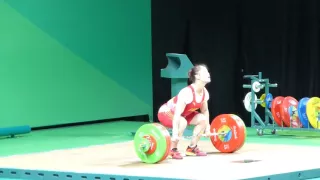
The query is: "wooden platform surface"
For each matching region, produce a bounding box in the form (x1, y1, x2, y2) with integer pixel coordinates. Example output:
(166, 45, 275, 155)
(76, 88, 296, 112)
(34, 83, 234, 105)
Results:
(0, 140, 319, 180)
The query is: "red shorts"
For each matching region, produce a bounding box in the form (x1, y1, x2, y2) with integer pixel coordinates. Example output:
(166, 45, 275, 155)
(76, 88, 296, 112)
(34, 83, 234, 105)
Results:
(157, 104, 199, 128)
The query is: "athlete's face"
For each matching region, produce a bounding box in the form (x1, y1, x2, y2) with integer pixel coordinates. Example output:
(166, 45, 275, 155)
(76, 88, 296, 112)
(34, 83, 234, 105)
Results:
(195, 66, 211, 83)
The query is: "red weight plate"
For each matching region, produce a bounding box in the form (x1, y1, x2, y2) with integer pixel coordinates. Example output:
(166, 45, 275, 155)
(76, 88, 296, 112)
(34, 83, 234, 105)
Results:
(210, 114, 246, 153)
(143, 135, 157, 155)
(154, 123, 171, 162)
(271, 96, 286, 127)
(280, 96, 302, 128)
(229, 114, 246, 152)
(236, 129, 245, 151)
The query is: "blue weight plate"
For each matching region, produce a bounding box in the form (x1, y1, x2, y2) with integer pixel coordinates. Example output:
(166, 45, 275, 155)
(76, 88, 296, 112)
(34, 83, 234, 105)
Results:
(265, 93, 273, 109)
(298, 97, 311, 128)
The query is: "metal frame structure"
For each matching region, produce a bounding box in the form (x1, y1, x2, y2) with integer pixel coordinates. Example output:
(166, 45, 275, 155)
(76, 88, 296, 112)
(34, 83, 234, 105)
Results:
(242, 72, 277, 135)
(242, 72, 320, 135)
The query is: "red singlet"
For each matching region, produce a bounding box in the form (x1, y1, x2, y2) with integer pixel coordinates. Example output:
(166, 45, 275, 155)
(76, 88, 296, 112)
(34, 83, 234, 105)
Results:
(157, 85, 209, 128)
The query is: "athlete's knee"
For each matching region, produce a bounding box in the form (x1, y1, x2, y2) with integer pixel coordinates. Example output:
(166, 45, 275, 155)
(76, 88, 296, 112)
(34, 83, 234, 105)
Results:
(176, 117, 187, 138)
(179, 117, 188, 129)
(194, 113, 207, 126)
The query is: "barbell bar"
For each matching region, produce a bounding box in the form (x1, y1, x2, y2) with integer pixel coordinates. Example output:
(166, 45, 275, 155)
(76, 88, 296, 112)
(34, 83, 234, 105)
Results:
(170, 131, 227, 141)
(138, 132, 226, 150)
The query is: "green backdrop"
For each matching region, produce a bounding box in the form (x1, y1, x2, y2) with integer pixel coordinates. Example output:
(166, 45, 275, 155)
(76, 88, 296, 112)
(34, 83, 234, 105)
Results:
(0, 0, 152, 128)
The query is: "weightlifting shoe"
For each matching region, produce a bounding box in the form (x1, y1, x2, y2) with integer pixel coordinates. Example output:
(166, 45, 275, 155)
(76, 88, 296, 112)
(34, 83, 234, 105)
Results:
(170, 148, 183, 159)
(185, 145, 207, 156)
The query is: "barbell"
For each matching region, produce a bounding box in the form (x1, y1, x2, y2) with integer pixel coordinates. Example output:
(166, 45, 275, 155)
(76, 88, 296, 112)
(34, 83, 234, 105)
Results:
(133, 114, 247, 164)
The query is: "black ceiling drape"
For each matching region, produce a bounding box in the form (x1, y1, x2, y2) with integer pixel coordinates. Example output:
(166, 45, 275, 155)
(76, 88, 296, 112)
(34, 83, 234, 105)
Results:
(152, 0, 320, 125)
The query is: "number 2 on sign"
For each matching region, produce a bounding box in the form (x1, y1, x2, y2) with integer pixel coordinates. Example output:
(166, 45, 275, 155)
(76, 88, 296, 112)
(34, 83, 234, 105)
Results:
(224, 144, 229, 150)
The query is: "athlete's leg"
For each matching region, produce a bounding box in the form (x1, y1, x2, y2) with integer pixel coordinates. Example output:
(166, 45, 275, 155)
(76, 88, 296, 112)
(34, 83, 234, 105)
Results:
(189, 113, 207, 146)
(185, 113, 207, 156)
(171, 116, 188, 149)
(169, 116, 187, 159)
(157, 104, 174, 128)
(157, 104, 187, 159)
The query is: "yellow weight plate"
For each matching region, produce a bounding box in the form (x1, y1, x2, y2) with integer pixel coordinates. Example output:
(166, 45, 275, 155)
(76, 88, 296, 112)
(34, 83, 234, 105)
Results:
(260, 94, 266, 107)
(306, 97, 320, 129)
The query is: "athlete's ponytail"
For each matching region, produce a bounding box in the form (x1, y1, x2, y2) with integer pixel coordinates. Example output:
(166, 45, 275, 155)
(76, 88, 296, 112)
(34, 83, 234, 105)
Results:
(188, 69, 192, 79)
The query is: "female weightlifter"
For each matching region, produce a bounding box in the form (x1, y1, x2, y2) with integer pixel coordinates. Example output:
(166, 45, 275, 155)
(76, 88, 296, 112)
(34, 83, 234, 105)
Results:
(157, 64, 211, 159)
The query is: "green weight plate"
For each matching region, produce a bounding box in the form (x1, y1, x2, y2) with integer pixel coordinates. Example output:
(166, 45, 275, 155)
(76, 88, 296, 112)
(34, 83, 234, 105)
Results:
(153, 123, 171, 162)
(134, 123, 168, 164)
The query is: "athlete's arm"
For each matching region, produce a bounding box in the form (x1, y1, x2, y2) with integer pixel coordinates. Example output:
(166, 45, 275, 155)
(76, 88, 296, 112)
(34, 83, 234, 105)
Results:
(172, 98, 186, 136)
(201, 89, 210, 133)
(200, 101, 210, 132)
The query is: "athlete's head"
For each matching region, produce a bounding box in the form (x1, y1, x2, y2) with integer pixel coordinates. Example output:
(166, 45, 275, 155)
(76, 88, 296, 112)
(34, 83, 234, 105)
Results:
(188, 64, 211, 84)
